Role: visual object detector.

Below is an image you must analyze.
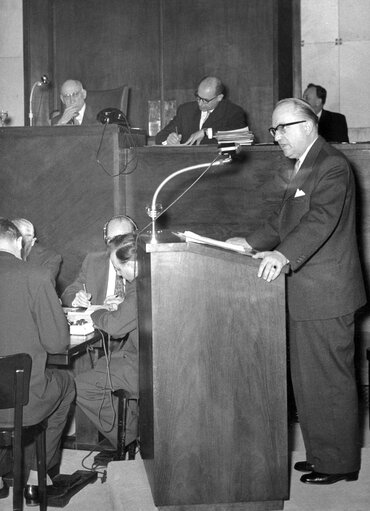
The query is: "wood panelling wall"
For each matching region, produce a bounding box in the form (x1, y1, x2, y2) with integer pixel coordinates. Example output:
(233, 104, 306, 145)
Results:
(23, 0, 297, 143)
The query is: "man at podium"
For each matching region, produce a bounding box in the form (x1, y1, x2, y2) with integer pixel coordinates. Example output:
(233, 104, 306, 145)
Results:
(228, 98, 366, 485)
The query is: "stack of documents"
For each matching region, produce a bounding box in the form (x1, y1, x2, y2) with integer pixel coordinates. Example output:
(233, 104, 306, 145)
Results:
(174, 231, 255, 255)
(214, 127, 254, 145)
(63, 307, 95, 335)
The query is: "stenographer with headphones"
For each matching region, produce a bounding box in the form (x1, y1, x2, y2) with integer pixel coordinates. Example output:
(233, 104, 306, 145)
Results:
(61, 215, 137, 309)
(74, 233, 139, 455)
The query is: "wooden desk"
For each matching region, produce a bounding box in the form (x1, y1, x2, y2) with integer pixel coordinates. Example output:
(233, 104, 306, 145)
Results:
(47, 330, 104, 366)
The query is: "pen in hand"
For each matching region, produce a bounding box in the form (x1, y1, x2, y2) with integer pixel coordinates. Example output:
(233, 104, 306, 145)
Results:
(82, 284, 92, 304)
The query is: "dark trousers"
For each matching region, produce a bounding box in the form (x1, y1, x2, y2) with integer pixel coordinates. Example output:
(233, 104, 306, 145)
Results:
(1, 369, 75, 478)
(289, 313, 361, 474)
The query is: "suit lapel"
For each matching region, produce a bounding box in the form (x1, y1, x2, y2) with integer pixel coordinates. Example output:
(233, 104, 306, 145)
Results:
(202, 100, 226, 128)
(282, 137, 325, 202)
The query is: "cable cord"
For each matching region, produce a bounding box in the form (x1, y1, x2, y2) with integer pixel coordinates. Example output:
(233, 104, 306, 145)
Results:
(96, 120, 138, 177)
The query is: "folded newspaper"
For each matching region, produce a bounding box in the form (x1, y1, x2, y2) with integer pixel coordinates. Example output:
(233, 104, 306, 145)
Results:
(174, 231, 255, 255)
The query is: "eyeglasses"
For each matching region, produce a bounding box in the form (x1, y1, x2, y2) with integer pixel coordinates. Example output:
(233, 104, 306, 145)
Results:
(269, 120, 306, 137)
(194, 92, 218, 104)
(61, 90, 82, 99)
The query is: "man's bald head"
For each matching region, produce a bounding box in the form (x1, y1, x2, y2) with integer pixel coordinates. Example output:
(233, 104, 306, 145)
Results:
(12, 218, 36, 259)
(104, 215, 137, 244)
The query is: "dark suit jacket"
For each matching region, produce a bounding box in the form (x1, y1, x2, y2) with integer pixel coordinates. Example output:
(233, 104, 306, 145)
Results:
(155, 99, 247, 145)
(27, 242, 62, 285)
(50, 103, 100, 125)
(61, 251, 109, 306)
(0, 252, 70, 426)
(91, 278, 137, 355)
(319, 109, 349, 143)
(247, 136, 366, 320)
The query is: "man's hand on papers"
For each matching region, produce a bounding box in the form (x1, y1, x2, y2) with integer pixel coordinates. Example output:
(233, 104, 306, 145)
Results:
(166, 132, 182, 145)
(183, 129, 205, 146)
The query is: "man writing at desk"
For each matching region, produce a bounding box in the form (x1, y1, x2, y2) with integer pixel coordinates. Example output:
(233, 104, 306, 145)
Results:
(74, 234, 139, 456)
(155, 76, 247, 146)
(61, 214, 137, 309)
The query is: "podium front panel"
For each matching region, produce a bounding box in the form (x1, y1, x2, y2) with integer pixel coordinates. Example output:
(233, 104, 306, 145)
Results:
(138, 242, 288, 509)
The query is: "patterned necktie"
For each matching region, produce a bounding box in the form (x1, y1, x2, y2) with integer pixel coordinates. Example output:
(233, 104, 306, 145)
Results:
(293, 160, 300, 177)
(114, 275, 125, 298)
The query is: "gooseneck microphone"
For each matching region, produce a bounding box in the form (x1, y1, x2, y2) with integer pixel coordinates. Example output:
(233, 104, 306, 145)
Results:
(29, 74, 50, 126)
(146, 151, 233, 244)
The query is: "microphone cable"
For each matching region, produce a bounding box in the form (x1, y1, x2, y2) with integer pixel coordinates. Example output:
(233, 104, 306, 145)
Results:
(95, 115, 138, 177)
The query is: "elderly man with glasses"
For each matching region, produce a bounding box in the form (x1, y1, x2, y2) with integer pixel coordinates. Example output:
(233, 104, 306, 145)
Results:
(228, 97, 366, 486)
(155, 76, 247, 146)
(51, 79, 89, 125)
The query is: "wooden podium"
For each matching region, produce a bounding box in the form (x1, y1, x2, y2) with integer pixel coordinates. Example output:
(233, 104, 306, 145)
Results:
(137, 235, 288, 511)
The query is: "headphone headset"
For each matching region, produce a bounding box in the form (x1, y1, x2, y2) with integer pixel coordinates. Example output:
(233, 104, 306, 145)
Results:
(103, 214, 138, 243)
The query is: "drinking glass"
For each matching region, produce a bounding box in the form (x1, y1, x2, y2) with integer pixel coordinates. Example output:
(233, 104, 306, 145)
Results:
(0, 110, 8, 127)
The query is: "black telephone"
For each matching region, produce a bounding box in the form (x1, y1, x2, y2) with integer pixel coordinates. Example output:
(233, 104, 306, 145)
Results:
(96, 108, 128, 125)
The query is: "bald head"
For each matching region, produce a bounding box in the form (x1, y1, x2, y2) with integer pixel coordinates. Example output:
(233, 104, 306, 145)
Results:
(60, 79, 86, 109)
(12, 218, 36, 259)
(104, 215, 137, 244)
(195, 76, 225, 112)
(12, 218, 34, 237)
(271, 98, 319, 160)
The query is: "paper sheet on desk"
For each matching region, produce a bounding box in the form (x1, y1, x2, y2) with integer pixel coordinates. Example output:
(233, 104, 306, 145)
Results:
(175, 231, 255, 255)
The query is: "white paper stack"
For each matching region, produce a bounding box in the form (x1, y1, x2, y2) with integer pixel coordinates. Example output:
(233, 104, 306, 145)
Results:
(214, 127, 254, 145)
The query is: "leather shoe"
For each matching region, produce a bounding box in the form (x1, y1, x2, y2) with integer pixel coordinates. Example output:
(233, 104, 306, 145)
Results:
(294, 460, 314, 472)
(0, 480, 9, 499)
(24, 484, 67, 506)
(301, 470, 359, 485)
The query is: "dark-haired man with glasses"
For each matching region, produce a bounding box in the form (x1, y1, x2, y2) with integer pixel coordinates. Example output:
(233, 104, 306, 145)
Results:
(228, 97, 366, 486)
(155, 76, 247, 145)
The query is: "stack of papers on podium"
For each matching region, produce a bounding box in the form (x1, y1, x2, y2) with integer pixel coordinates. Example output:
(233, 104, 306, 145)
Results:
(214, 127, 254, 145)
(175, 231, 255, 255)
